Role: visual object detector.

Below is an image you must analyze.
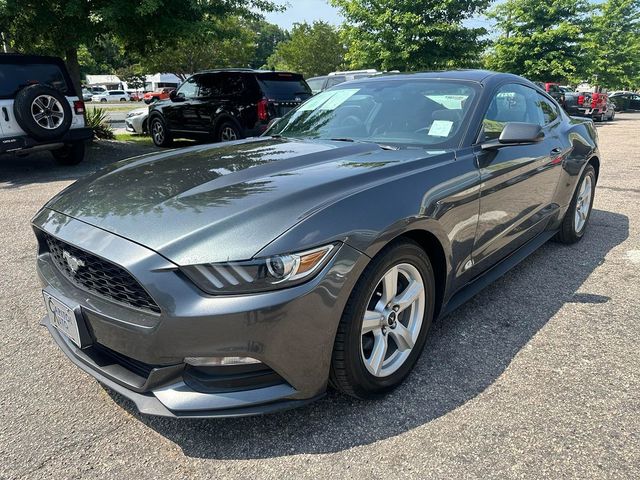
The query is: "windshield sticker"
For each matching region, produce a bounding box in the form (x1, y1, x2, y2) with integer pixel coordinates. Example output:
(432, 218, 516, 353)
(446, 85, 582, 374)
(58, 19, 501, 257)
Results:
(428, 120, 454, 137)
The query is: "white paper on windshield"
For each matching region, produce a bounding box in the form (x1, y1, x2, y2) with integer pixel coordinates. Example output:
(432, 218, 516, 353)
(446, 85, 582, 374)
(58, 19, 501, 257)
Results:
(428, 120, 453, 137)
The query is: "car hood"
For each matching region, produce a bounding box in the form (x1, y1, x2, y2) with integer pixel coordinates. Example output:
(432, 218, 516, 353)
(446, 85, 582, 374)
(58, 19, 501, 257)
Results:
(45, 138, 451, 265)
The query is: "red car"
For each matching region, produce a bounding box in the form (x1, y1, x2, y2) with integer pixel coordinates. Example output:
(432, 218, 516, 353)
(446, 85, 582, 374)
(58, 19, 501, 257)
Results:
(143, 88, 174, 104)
(564, 89, 609, 121)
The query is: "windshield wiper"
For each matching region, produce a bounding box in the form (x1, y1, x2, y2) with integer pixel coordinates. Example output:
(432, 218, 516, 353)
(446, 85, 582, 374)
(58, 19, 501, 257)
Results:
(330, 138, 399, 151)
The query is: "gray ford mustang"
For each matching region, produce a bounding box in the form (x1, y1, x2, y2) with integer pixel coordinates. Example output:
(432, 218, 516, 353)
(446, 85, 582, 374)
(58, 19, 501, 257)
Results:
(33, 70, 599, 417)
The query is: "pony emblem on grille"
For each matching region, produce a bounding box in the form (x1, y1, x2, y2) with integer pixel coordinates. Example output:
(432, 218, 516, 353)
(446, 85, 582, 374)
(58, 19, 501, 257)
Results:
(62, 250, 85, 274)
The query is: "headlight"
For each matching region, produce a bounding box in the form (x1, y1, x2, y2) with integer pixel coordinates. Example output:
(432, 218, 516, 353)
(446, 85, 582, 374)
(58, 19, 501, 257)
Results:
(182, 244, 337, 294)
(126, 110, 145, 118)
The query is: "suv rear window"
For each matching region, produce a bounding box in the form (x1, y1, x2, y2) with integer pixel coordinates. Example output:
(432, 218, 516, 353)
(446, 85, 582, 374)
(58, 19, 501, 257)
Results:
(257, 73, 311, 100)
(0, 63, 69, 98)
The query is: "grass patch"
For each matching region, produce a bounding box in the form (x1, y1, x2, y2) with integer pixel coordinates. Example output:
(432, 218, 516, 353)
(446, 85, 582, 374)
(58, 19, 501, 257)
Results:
(86, 103, 143, 112)
(114, 133, 155, 145)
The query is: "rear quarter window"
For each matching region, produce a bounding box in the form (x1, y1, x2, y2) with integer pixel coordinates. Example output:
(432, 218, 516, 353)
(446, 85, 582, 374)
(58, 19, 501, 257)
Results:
(0, 63, 69, 98)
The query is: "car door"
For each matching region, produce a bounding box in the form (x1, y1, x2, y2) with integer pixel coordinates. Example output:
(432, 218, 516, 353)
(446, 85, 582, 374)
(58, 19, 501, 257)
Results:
(162, 76, 199, 132)
(188, 73, 225, 134)
(470, 83, 566, 272)
(630, 94, 640, 110)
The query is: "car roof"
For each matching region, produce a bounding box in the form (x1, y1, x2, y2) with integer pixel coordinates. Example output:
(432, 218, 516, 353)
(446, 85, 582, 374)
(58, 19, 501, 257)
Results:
(194, 68, 302, 77)
(352, 70, 523, 85)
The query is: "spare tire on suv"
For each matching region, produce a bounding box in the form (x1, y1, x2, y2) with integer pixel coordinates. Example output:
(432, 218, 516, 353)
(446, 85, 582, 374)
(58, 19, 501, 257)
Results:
(13, 84, 72, 141)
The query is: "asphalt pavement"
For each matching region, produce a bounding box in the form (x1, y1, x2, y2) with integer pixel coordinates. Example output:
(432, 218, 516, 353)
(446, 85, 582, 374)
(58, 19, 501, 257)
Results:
(0, 115, 638, 479)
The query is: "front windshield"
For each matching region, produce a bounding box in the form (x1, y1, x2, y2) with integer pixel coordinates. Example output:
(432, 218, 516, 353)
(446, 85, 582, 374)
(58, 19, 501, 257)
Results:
(270, 79, 478, 148)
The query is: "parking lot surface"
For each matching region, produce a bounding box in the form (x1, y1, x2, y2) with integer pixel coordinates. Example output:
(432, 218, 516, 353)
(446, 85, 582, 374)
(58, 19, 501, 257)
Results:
(1, 116, 638, 479)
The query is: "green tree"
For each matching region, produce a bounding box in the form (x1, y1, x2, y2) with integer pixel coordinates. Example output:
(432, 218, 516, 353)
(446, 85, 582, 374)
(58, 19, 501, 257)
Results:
(485, 0, 590, 83)
(584, 0, 640, 89)
(143, 17, 257, 79)
(331, 0, 490, 71)
(250, 20, 289, 69)
(266, 21, 345, 77)
(0, 0, 278, 93)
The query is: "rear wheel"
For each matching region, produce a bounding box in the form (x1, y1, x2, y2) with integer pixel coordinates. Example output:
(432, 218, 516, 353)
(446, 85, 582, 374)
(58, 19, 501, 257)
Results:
(215, 121, 241, 143)
(52, 141, 85, 166)
(150, 116, 172, 147)
(330, 239, 435, 399)
(555, 164, 596, 244)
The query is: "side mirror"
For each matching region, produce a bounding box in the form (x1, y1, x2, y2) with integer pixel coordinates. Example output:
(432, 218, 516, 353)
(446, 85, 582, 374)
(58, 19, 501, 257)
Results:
(169, 90, 179, 101)
(482, 122, 544, 150)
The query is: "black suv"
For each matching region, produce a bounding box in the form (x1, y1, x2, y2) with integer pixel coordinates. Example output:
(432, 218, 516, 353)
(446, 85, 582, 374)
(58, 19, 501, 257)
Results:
(0, 54, 92, 165)
(148, 69, 312, 147)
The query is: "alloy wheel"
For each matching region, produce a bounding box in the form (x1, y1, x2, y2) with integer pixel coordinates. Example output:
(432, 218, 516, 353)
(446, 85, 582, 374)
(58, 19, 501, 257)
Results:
(360, 263, 425, 377)
(31, 95, 65, 130)
(152, 120, 165, 144)
(220, 126, 238, 141)
(574, 174, 592, 232)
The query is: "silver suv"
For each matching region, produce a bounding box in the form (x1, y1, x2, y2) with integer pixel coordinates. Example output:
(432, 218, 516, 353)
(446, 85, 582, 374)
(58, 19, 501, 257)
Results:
(0, 54, 92, 165)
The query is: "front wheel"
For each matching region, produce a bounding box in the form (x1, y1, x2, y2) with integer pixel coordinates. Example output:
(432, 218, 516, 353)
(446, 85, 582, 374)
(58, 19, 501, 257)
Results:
(150, 117, 172, 147)
(555, 164, 596, 244)
(330, 239, 435, 399)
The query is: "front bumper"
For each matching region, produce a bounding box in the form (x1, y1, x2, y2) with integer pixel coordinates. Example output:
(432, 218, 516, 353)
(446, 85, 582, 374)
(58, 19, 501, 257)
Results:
(125, 114, 147, 134)
(33, 209, 368, 417)
(1, 127, 93, 154)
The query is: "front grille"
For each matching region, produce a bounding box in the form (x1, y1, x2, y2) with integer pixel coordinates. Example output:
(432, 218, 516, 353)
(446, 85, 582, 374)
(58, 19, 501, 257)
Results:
(44, 233, 161, 314)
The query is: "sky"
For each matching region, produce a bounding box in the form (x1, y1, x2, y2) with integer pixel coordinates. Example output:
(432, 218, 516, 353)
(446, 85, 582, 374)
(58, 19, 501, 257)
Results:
(264, 0, 494, 32)
(264, 0, 342, 29)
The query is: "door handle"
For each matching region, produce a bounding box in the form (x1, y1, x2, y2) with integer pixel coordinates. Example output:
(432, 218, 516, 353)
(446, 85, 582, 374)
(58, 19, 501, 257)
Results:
(1, 107, 8, 122)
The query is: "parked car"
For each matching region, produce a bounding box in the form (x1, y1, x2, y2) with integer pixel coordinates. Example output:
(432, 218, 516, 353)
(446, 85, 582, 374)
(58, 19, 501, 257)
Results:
(306, 69, 380, 94)
(124, 106, 149, 134)
(91, 90, 129, 102)
(0, 54, 92, 165)
(563, 90, 609, 121)
(34, 70, 600, 418)
(604, 100, 616, 121)
(148, 69, 312, 147)
(127, 91, 143, 102)
(537, 82, 566, 106)
(81, 88, 93, 102)
(143, 87, 174, 104)
(609, 92, 640, 111)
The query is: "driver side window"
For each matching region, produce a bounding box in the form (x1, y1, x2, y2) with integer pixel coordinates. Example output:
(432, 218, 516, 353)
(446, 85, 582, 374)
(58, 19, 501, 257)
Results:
(482, 84, 544, 141)
(177, 76, 198, 100)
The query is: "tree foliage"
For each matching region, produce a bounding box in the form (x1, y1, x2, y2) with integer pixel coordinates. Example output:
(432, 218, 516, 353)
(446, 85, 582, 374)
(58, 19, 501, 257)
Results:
(0, 0, 278, 91)
(250, 20, 289, 69)
(485, 0, 591, 83)
(266, 21, 345, 77)
(583, 0, 640, 88)
(331, 0, 490, 71)
(143, 17, 257, 79)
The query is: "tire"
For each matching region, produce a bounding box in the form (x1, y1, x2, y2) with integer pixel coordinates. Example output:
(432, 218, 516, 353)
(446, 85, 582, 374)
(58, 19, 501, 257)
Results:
(52, 141, 85, 166)
(13, 84, 72, 141)
(555, 164, 596, 244)
(120, 98, 126, 102)
(215, 120, 242, 142)
(100, 98, 107, 103)
(149, 116, 172, 147)
(329, 239, 436, 399)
